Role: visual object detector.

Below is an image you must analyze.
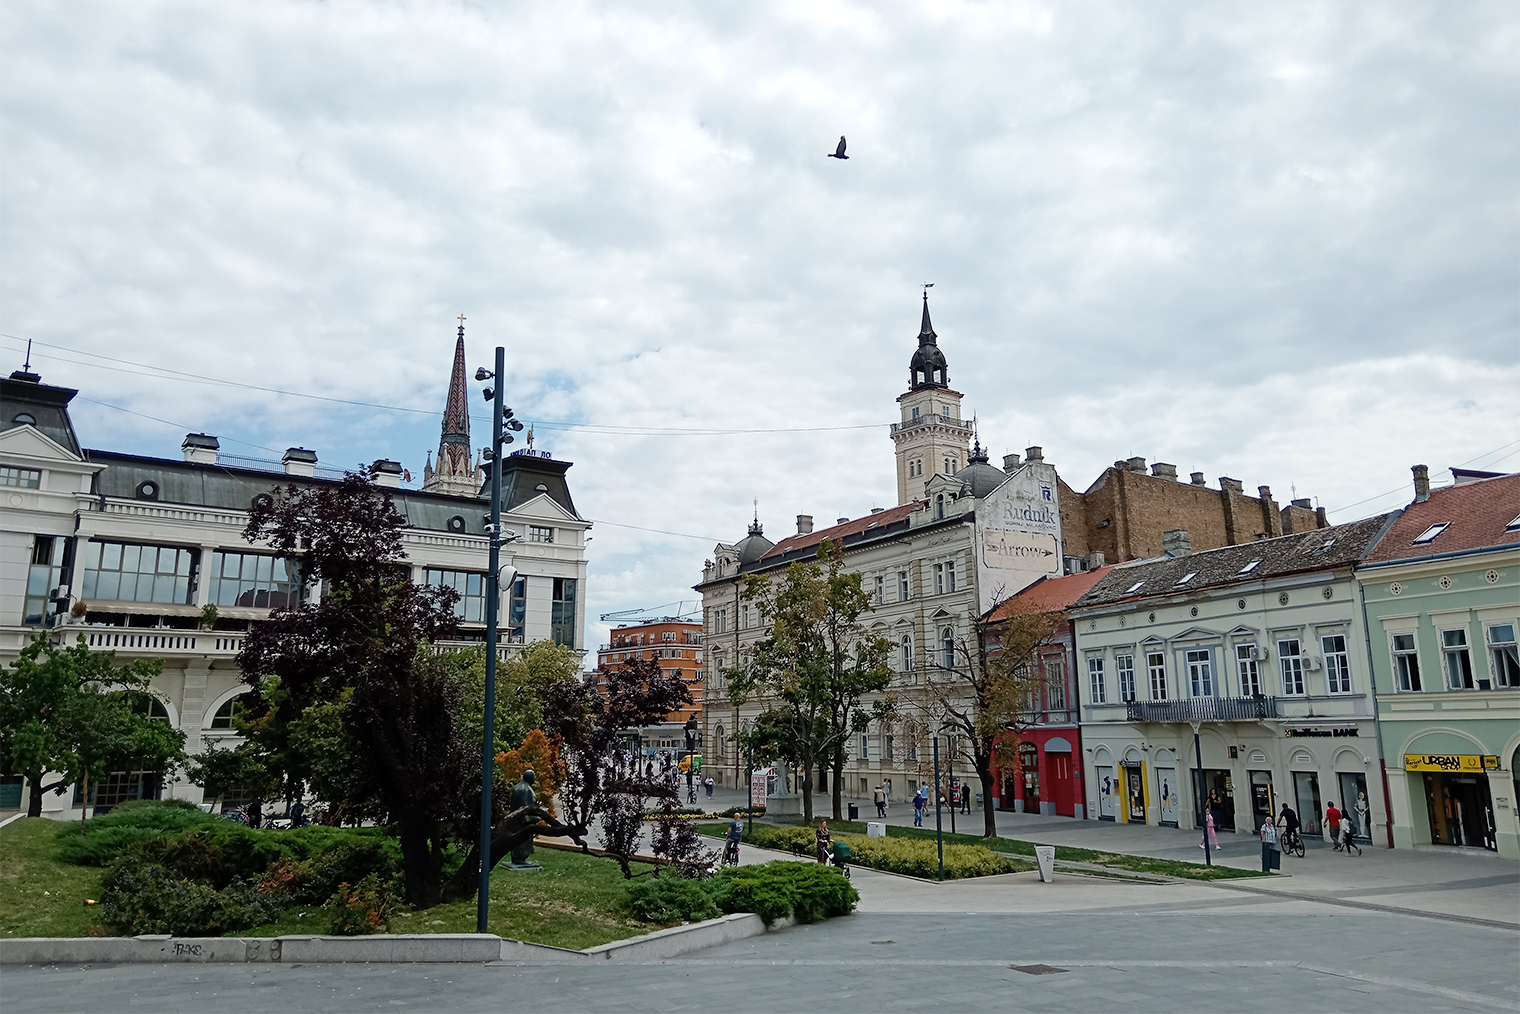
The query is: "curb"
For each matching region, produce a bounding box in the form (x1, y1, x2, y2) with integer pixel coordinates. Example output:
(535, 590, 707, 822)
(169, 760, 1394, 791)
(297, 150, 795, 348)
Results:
(0, 913, 790, 966)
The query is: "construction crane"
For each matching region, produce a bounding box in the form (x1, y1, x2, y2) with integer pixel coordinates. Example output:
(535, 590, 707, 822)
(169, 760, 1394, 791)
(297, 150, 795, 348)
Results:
(599, 600, 700, 623)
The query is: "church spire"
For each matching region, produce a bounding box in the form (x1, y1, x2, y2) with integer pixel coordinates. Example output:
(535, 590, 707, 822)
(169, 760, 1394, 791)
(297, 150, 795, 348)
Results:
(908, 290, 949, 390)
(919, 290, 937, 344)
(422, 317, 484, 497)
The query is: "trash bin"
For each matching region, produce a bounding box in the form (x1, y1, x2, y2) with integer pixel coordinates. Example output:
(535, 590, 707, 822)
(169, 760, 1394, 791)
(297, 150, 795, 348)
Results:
(848, 803, 859, 820)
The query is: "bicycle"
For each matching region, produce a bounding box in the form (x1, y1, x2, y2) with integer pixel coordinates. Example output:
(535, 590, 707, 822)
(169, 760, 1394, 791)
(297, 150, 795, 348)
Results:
(722, 839, 741, 868)
(1279, 826, 1306, 858)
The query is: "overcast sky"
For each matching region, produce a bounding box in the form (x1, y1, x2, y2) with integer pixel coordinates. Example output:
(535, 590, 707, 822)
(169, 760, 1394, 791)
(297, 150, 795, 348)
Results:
(3, 1, 1516, 650)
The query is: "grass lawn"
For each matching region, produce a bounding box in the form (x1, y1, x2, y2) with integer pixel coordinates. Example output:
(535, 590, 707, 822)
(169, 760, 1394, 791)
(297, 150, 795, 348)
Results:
(245, 847, 668, 950)
(1, 816, 671, 948)
(709, 819, 1268, 881)
(0, 818, 108, 938)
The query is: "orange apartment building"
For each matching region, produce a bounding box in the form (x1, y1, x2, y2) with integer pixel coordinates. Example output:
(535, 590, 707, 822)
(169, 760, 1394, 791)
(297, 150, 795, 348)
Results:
(595, 617, 706, 762)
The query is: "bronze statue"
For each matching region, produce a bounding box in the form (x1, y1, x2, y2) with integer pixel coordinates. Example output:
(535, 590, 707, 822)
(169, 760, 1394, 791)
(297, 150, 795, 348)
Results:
(508, 769, 542, 868)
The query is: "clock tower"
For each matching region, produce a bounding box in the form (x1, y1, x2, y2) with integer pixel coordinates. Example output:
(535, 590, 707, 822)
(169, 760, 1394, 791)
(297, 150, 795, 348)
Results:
(890, 293, 974, 505)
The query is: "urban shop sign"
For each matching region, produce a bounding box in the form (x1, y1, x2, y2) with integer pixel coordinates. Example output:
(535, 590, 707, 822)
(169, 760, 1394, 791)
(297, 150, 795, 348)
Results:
(1403, 754, 1499, 773)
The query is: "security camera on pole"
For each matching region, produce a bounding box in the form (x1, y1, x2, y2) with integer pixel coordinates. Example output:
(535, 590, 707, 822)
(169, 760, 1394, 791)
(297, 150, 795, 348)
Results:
(474, 347, 525, 933)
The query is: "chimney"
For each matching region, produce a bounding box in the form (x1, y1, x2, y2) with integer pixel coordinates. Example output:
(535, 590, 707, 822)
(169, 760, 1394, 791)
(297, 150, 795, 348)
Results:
(1258, 485, 1273, 501)
(1088, 551, 1105, 568)
(282, 447, 317, 477)
(1412, 464, 1430, 502)
(1220, 477, 1244, 494)
(836, 517, 849, 526)
(1291, 498, 1312, 509)
(1163, 529, 1192, 557)
(1315, 506, 1329, 528)
(1151, 462, 1178, 481)
(870, 507, 885, 514)
(1126, 456, 1147, 474)
(1024, 446, 1044, 464)
(1003, 453, 1021, 474)
(370, 459, 403, 488)
(181, 433, 218, 464)
(796, 514, 814, 535)
(1190, 472, 1207, 486)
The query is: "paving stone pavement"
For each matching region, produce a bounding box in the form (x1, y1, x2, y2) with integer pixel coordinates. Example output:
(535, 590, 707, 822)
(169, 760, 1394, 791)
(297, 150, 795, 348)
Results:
(5, 866, 1518, 1014)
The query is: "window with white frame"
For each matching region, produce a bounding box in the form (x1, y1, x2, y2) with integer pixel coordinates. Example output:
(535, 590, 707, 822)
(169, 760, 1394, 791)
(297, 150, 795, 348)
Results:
(740, 604, 751, 630)
(874, 576, 884, 605)
(2, 466, 41, 488)
(1116, 653, 1136, 702)
(945, 560, 956, 592)
(900, 633, 914, 672)
(859, 733, 870, 760)
(934, 563, 946, 594)
(1146, 651, 1168, 700)
(1278, 638, 1305, 695)
(1236, 644, 1261, 697)
(1442, 628, 1475, 689)
(940, 626, 955, 668)
(1391, 632, 1422, 692)
(1185, 648, 1214, 697)
(528, 525, 554, 543)
(1488, 624, 1519, 688)
(1087, 656, 1106, 704)
(1046, 658, 1067, 710)
(1322, 634, 1352, 693)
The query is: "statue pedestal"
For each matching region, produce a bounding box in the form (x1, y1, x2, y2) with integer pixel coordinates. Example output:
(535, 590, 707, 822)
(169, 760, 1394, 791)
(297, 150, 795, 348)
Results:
(765, 795, 803, 817)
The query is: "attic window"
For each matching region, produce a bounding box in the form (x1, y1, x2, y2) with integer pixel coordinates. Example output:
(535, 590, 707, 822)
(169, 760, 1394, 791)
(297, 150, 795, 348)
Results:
(12, 413, 36, 426)
(1412, 522, 1449, 545)
(1125, 581, 1145, 594)
(1175, 572, 1197, 586)
(1318, 538, 1336, 552)
(535, 483, 549, 491)
(1508, 513, 1520, 532)
(1237, 560, 1261, 576)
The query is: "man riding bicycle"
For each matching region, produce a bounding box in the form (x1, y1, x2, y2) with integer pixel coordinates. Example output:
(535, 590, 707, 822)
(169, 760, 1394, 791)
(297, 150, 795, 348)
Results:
(1277, 803, 1302, 853)
(723, 815, 743, 866)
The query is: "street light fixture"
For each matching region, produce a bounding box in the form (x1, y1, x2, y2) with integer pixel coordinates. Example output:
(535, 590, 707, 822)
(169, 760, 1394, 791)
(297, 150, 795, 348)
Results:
(475, 346, 525, 934)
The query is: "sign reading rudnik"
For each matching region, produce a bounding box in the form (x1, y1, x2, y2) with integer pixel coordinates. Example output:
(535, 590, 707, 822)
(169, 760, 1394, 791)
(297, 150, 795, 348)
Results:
(972, 461, 1065, 613)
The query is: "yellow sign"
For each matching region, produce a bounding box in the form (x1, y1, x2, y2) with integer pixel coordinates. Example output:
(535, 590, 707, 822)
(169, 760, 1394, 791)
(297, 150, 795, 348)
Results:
(1403, 754, 1496, 773)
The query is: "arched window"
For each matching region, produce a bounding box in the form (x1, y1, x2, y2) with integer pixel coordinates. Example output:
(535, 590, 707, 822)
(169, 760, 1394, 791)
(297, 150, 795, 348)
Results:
(126, 693, 170, 721)
(715, 724, 726, 760)
(935, 494, 945, 520)
(940, 626, 956, 669)
(900, 634, 914, 673)
(209, 696, 247, 729)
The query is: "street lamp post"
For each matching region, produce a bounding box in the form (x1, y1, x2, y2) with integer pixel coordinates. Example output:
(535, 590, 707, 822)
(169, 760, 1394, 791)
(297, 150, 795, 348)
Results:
(474, 346, 524, 933)
(946, 733, 957, 835)
(1191, 720, 1211, 868)
(932, 735, 944, 883)
(683, 717, 698, 805)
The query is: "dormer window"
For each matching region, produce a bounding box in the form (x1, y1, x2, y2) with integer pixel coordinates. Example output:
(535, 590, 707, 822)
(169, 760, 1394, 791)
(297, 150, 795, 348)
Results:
(1507, 513, 1520, 532)
(1175, 572, 1197, 586)
(1125, 580, 1145, 594)
(1237, 560, 1260, 576)
(1412, 522, 1449, 544)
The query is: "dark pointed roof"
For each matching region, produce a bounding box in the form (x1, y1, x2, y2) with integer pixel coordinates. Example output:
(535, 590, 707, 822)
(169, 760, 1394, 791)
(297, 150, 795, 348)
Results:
(908, 292, 948, 390)
(437, 323, 472, 475)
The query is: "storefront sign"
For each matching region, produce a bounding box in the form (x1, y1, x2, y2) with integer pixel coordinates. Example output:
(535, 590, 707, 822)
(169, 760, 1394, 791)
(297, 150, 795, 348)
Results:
(1403, 754, 1499, 773)
(1286, 727, 1360, 738)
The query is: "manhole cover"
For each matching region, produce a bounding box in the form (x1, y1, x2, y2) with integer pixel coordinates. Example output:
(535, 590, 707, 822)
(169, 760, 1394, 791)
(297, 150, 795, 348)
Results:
(1009, 964, 1067, 975)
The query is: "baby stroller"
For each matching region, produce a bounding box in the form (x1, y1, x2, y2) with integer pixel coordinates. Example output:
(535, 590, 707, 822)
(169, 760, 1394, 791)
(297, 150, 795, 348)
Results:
(830, 841, 852, 880)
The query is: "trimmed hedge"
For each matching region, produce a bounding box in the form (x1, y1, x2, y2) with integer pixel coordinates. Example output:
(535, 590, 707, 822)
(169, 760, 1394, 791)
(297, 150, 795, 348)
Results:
(625, 876, 721, 923)
(836, 835, 1018, 880)
(708, 861, 857, 926)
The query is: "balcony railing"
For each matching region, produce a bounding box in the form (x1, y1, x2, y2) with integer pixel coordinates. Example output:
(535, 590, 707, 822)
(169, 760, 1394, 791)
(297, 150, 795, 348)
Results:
(1126, 696, 1280, 723)
(74, 630, 245, 655)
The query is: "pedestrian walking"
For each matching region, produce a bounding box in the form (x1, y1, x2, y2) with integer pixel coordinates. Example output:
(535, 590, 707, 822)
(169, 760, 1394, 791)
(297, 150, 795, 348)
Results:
(913, 788, 926, 827)
(815, 820, 832, 864)
(1259, 815, 1280, 872)
(960, 784, 971, 814)
(1326, 800, 1343, 850)
(873, 784, 886, 818)
(1200, 789, 1222, 851)
(705, 776, 714, 800)
(1339, 814, 1361, 856)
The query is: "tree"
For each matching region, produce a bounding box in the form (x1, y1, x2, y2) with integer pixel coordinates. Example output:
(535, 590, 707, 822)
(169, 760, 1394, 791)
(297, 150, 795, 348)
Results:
(919, 600, 1064, 838)
(235, 473, 472, 907)
(183, 738, 279, 816)
(0, 634, 185, 818)
(495, 729, 566, 817)
(728, 539, 894, 822)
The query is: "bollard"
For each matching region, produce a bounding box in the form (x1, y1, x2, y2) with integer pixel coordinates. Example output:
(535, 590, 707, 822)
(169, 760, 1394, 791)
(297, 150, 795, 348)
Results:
(1034, 845, 1055, 883)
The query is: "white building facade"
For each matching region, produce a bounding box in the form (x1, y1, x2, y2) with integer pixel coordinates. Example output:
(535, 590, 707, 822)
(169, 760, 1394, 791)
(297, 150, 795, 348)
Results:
(0, 358, 589, 819)
(1070, 514, 1398, 845)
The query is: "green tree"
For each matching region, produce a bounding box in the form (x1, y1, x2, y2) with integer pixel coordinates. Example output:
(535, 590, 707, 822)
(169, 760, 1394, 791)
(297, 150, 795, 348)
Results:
(0, 634, 185, 818)
(728, 539, 894, 823)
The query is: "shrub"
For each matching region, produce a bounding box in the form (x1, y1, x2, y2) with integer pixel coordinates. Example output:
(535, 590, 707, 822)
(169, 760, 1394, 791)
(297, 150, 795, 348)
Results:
(127, 831, 233, 888)
(625, 875, 721, 923)
(280, 840, 397, 905)
(709, 861, 857, 926)
(56, 801, 221, 866)
(327, 874, 393, 936)
(98, 862, 283, 937)
(717, 805, 764, 818)
(740, 825, 816, 856)
(837, 835, 1017, 880)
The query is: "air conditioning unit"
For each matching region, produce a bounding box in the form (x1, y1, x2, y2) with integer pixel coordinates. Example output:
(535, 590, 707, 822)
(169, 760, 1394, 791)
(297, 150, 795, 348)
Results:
(1244, 645, 1261, 661)
(1304, 655, 1323, 671)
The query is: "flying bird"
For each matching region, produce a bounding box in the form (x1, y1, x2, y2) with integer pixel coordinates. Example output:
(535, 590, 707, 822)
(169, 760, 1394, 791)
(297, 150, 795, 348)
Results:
(828, 136, 849, 159)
